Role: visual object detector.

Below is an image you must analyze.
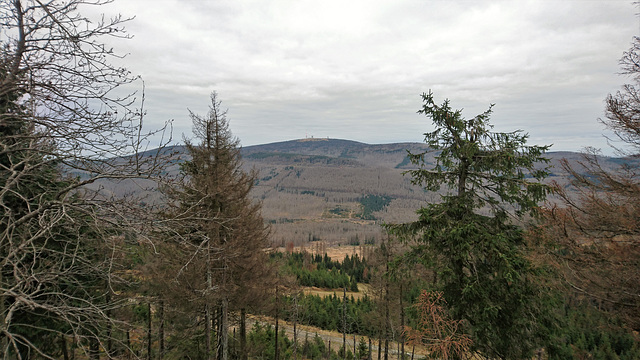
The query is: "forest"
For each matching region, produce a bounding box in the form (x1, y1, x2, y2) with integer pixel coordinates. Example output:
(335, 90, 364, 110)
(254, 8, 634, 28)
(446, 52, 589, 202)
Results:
(1, 1, 640, 360)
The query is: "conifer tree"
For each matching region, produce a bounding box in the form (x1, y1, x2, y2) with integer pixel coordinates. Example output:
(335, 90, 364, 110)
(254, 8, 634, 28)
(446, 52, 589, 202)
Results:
(389, 91, 554, 359)
(162, 91, 270, 360)
(1, 1, 170, 357)
(0, 52, 90, 358)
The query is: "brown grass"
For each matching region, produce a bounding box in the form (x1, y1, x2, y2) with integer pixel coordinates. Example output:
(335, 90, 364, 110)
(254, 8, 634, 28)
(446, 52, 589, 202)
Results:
(302, 283, 373, 301)
(273, 243, 374, 261)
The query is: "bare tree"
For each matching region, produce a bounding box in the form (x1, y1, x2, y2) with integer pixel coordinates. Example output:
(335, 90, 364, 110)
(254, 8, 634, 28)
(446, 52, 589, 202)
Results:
(543, 34, 640, 331)
(1, 0, 170, 358)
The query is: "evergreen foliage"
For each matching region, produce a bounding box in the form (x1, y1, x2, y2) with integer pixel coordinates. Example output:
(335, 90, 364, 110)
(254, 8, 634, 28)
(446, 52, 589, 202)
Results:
(231, 323, 347, 360)
(358, 194, 393, 220)
(275, 251, 371, 289)
(548, 302, 640, 359)
(389, 91, 555, 359)
(356, 337, 369, 360)
(281, 293, 374, 335)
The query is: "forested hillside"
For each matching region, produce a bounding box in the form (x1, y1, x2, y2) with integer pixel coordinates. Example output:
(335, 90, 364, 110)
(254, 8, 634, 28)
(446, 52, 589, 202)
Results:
(109, 139, 637, 247)
(3, 1, 640, 359)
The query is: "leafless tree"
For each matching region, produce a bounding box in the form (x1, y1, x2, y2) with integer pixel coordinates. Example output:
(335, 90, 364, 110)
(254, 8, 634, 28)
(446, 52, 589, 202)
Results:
(542, 35, 640, 331)
(1, 0, 171, 358)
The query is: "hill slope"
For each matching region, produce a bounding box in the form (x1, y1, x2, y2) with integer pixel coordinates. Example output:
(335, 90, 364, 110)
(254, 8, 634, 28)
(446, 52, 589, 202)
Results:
(97, 138, 638, 247)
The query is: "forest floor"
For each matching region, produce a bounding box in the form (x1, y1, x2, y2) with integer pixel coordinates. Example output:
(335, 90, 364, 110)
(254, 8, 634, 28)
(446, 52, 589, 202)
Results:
(248, 283, 428, 360)
(248, 314, 429, 360)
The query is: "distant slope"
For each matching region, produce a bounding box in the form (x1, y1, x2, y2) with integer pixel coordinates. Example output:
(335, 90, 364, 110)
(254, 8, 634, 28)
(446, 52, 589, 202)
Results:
(94, 138, 639, 247)
(242, 138, 430, 168)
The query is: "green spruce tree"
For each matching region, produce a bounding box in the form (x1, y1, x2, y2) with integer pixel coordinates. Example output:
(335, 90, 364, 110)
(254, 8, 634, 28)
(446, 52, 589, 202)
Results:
(389, 91, 555, 359)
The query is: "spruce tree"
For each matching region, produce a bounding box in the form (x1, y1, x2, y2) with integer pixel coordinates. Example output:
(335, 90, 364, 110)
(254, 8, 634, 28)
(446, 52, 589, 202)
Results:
(162, 91, 270, 359)
(1, 51, 113, 358)
(1, 2, 171, 357)
(389, 91, 555, 359)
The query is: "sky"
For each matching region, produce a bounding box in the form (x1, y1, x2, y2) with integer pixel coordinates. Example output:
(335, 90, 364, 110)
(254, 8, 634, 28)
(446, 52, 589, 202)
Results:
(95, 0, 639, 154)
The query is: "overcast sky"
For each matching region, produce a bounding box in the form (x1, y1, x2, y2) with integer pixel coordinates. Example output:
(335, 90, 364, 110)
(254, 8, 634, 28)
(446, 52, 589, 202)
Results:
(97, 0, 639, 154)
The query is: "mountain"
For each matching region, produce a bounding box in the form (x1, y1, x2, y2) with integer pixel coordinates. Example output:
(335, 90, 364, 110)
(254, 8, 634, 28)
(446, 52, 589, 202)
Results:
(97, 138, 638, 247)
(242, 138, 429, 168)
(238, 139, 430, 247)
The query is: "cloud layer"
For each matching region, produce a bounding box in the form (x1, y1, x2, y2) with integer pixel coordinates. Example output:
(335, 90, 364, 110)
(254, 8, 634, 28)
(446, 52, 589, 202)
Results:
(96, 0, 638, 154)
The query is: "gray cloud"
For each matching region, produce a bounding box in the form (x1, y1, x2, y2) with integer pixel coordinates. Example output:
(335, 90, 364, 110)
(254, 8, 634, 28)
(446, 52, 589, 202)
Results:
(94, 0, 638, 154)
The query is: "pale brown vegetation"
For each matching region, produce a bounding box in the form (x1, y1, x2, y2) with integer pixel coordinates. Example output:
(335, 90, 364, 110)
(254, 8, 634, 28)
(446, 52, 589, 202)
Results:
(540, 34, 640, 332)
(403, 291, 472, 360)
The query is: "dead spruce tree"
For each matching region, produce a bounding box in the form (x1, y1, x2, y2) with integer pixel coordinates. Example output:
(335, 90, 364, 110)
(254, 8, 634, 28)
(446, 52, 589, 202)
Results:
(0, 0, 170, 358)
(161, 92, 270, 360)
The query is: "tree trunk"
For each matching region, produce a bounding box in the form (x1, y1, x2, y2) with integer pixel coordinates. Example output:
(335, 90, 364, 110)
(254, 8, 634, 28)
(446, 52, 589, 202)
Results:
(159, 300, 165, 360)
(0, 270, 6, 358)
(343, 287, 347, 360)
(90, 337, 99, 360)
(206, 248, 214, 360)
(216, 305, 222, 360)
(353, 334, 356, 358)
(384, 254, 390, 360)
(61, 336, 69, 360)
(147, 302, 152, 360)
(204, 302, 213, 360)
(70, 336, 76, 360)
(293, 295, 298, 360)
(106, 282, 112, 358)
(240, 308, 247, 360)
(384, 339, 388, 360)
(457, 158, 468, 197)
(221, 297, 229, 360)
(400, 284, 405, 360)
(126, 329, 131, 359)
(368, 338, 372, 360)
(275, 286, 280, 360)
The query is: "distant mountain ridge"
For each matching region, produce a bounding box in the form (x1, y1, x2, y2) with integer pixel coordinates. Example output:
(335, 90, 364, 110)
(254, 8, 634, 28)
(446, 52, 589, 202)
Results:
(108, 138, 638, 247)
(150, 137, 637, 197)
(157, 138, 630, 168)
(240, 138, 431, 169)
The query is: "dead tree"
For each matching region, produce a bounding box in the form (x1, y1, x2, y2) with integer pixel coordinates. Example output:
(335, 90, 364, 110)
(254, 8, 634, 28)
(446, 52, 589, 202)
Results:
(542, 34, 640, 332)
(159, 92, 269, 359)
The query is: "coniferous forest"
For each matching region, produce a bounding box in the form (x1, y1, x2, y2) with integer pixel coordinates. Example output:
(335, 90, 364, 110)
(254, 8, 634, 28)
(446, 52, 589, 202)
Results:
(1, 1, 640, 359)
